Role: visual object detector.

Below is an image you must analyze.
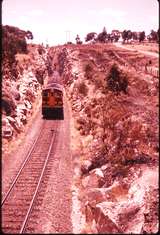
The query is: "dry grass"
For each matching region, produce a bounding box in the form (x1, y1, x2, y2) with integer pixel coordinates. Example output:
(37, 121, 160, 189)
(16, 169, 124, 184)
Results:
(15, 53, 31, 63)
(124, 42, 158, 53)
(73, 45, 157, 172)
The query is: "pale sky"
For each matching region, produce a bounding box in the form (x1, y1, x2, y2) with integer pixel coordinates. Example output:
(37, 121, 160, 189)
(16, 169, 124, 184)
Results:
(2, 0, 159, 46)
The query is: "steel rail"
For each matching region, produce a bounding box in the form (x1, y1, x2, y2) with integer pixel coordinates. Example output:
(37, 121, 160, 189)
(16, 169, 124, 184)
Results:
(1, 121, 45, 206)
(20, 128, 56, 233)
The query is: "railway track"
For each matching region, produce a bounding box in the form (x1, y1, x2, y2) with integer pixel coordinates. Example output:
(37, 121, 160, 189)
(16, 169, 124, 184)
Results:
(2, 120, 60, 234)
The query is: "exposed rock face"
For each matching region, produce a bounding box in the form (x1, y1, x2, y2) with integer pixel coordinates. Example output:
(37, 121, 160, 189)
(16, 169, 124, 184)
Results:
(2, 42, 49, 152)
(54, 44, 159, 233)
(3, 32, 159, 233)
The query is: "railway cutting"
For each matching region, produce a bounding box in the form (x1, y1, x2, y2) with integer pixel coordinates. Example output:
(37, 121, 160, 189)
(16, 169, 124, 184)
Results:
(2, 121, 60, 233)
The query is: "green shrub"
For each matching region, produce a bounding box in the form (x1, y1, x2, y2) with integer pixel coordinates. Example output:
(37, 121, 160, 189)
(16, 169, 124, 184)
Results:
(2, 96, 16, 116)
(106, 64, 128, 94)
(77, 81, 88, 96)
(57, 49, 67, 76)
(2, 25, 33, 80)
(38, 46, 45, 55)
(35, 69, 44, 85)
(84, 64, 92, 79)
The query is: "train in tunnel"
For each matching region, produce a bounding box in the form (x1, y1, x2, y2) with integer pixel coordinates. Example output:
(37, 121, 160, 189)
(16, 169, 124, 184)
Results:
(42, 82, 64, 119)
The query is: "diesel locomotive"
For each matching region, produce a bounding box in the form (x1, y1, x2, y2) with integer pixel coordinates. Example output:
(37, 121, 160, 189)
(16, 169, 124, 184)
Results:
(42, 83, 64, 119)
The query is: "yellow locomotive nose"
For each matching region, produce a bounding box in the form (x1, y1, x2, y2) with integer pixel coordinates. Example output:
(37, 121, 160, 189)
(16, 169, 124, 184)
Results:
(49, 95, 56, 106)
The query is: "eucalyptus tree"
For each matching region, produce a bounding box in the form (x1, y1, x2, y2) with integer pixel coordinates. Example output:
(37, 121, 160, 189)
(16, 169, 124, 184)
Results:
(139, 31, 146, 42)
(122, 30, 132, 43)
(97, 27, 108, 43)
(85, 32, 97, 42)
(75, 34, 83, 44)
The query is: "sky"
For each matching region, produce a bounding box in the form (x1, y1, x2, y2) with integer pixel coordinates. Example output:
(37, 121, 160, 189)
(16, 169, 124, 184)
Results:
(2, 0, 159, 46)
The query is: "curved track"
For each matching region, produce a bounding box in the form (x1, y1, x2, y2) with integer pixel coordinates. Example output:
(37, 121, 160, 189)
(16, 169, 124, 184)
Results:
(2, 120, 59, 234)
